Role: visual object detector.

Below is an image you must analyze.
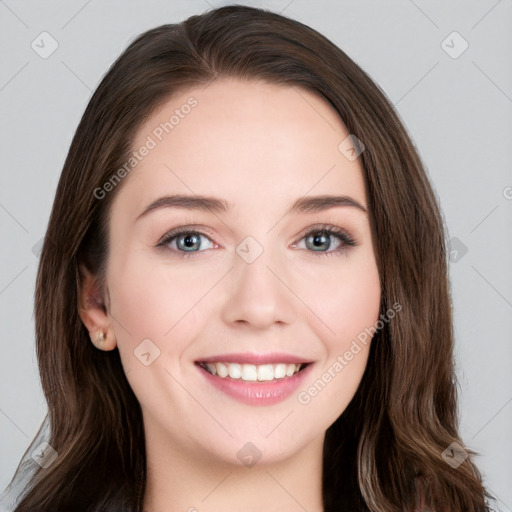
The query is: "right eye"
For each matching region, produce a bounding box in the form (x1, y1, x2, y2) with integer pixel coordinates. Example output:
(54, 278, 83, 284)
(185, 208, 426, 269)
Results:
(157, 229, 216, 255)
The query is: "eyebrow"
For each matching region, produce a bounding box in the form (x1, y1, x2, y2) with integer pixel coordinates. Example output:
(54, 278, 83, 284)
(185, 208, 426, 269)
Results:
(135, 193, 367, 221)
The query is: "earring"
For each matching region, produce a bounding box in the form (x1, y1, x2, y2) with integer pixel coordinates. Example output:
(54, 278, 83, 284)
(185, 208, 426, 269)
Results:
(96, 331, 106, 343)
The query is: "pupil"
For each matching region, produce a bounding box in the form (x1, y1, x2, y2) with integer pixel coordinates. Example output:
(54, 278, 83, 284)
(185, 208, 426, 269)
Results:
(180, 233, 200, 251)
(308, 232, 330, 251)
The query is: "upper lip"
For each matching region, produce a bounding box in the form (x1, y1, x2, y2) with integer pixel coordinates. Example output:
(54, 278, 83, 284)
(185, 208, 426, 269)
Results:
(196, 353, 313, 365)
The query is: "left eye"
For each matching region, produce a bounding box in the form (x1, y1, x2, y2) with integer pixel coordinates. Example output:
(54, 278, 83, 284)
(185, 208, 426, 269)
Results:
(293, 228, 355, 253)
(159, 230, 215, 253)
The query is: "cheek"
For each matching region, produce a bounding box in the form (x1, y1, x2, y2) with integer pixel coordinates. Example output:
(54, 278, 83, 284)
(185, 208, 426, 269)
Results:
(295, 266, 380, 426)
(107, 253, 218, 418)
(107, 250, 213, 369)
(291, 249, 380, 412)
(293, 250, 381, 344)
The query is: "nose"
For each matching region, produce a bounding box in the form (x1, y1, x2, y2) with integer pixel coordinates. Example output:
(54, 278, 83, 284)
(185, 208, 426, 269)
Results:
(219, 245, 296, 330)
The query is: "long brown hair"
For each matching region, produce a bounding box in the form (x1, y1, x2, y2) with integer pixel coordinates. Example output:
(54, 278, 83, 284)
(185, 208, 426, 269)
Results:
(3, 5, 493, 511)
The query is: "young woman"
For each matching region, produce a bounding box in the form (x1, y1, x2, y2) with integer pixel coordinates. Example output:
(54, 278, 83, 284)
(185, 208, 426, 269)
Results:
(2, 5, 494, 511)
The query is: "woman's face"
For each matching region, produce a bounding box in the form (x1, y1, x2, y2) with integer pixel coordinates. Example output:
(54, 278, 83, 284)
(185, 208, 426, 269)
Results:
(104, 78, 381, 466)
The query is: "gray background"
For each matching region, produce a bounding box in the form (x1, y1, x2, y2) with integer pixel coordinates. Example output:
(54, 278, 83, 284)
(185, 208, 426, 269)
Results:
(1, 0, 511, 509)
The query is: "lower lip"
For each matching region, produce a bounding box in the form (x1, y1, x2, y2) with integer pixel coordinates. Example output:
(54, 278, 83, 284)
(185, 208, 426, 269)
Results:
(197, 363, 313, 406)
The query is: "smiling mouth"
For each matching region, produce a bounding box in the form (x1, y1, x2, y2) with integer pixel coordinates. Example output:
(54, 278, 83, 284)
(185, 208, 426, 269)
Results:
(196, 361, 310, 382)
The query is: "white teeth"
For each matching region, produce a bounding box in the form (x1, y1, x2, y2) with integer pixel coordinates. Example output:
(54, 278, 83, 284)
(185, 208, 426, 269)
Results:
(241, 364, 258, 381)
(274, 363, 286, 379)
(216, 362, 229, 378)
(203, 362, 305, 381)
(286, 364, 297, 377)
(257, 364, 274, 381)
(228, 363, 241, 379)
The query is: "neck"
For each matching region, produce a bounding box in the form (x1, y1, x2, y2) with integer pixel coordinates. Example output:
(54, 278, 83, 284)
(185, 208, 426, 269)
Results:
(141, 427, 325, 512)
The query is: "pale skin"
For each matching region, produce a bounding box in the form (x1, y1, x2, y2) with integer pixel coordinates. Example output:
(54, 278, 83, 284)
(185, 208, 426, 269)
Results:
(79, 78, 381, 512)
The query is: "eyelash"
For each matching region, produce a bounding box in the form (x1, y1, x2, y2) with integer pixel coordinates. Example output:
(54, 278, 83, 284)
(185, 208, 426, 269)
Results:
(156, 224, 357, 259)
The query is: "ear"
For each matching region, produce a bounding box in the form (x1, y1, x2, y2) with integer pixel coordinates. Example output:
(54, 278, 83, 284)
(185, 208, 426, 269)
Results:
(77, 263, 117, 351)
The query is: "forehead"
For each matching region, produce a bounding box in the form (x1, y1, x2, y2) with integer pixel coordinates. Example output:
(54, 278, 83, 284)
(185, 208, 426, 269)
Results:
(114, 78, 367, 221)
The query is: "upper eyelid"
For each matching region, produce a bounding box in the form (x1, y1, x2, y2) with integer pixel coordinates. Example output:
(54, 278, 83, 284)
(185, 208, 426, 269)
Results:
(295, 223, 353, 238)
(156, 225, 218, 246)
